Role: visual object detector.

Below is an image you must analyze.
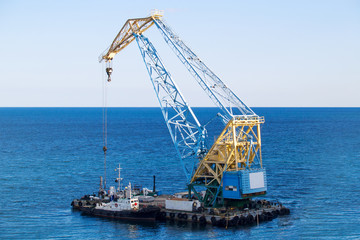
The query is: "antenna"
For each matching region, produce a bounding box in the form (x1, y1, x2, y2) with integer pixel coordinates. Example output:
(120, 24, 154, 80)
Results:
(115, 164, 123, 192)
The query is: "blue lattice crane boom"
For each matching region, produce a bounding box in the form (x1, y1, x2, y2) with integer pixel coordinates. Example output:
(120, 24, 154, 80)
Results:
(134, 33, 207, 182)
(153, 19, 256, 123)
(100, 11, 267, 207)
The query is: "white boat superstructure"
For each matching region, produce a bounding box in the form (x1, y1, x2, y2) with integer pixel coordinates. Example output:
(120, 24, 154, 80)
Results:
(95, 182, 139, 211)
(95, 198, 139, 211)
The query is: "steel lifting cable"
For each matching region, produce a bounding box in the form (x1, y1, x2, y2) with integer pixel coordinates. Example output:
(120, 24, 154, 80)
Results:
(102, 61, 113, 191)
(101, 62, 107, 191)
(102, 61, 107, 191)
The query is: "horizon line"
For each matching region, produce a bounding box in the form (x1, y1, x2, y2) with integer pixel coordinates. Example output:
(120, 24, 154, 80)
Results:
(0, 106, 358, 108)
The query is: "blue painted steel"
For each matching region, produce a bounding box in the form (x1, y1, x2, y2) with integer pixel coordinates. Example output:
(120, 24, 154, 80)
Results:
(240, 168, 267, 195)
(153, 19, 257, 123)
(222, 171, 241, 199)
(148, 19, 264, 204)
(134, 33, 207, 182)
(223, 169, 267, 199)
(131, 20, 264, 204)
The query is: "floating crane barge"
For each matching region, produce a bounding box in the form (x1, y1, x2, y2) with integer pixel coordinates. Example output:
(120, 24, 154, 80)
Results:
(72, 11, 290, 227)
(72, 192, 289, 227)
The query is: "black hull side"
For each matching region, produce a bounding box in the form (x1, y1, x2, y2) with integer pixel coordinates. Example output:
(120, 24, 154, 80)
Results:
(80, 206, 160, 222)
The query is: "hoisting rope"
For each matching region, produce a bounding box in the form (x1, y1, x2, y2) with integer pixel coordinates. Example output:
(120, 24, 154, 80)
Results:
(102, 61, 113, 191)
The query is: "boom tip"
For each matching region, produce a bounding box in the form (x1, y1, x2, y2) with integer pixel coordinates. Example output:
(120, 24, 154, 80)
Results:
(150, 9, 164, 19)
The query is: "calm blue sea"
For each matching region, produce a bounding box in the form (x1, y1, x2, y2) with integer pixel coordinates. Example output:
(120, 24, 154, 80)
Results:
(0, 107, 359, 239)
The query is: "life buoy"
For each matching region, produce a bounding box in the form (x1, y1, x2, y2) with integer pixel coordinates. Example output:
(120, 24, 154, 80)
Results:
(177, 213, 183, 219)
(262, 212, 267, 221)
(280, 207, 286, 215)
(192, 215, 197, 222)
(238, 216, 246, 225)
(170, 212, 175, 219)
(199, 216, 206, 224)
(246, 214, 254, 224)
(266, 211, 273, 220)
(231, 216, 239, 225)
(286, 208, 290, 215)
(211, 216, 217, 226)
(271, 210, 278, 219)
(275, 209, 280, 216)
(182, 213, 188, 220)
(218, 218, 226, 227)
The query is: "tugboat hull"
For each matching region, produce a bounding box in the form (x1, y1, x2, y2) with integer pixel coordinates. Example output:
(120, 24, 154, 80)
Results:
(79, 206, 160, 222)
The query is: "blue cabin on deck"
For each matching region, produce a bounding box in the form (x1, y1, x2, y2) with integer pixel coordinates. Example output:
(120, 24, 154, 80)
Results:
(222, 168, 267, 199)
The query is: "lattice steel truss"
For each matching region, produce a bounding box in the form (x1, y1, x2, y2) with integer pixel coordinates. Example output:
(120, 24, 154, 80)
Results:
(134, 33, 207, 182)
(189, 116, 264, 206)
(153, 19, 256, 123)
(99, 12, 266, 207)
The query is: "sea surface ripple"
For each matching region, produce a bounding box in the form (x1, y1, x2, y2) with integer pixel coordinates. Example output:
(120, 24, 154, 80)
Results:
(0, 107, 359, 239)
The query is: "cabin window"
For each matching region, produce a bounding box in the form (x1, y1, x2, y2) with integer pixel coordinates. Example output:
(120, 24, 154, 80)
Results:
(225, 186, 237, 191)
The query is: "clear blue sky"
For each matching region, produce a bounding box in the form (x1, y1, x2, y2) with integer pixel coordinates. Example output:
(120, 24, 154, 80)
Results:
(0, 0, 359, 107)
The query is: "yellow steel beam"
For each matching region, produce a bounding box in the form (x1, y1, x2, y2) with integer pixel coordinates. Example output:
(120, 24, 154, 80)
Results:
(190, 117, 264, 185)
(99, 12, 163, 62)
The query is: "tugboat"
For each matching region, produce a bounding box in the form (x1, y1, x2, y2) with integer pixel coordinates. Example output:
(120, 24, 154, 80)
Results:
(72, 164, 161, 222)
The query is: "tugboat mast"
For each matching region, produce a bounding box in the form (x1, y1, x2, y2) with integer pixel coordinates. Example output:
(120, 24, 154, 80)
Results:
(115, 164, 122, 192)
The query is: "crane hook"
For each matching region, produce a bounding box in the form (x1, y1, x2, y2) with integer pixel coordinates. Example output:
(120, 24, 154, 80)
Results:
(106, 67, 113, 82)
